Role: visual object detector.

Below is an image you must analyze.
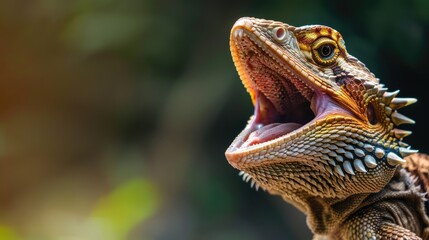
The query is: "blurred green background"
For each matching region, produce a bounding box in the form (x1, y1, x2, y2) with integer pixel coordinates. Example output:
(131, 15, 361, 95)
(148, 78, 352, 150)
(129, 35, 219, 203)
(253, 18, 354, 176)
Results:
(0, 0, 428, 239)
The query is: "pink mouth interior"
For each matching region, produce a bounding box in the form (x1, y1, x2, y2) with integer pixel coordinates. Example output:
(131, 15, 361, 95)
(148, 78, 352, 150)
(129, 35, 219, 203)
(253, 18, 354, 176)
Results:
(241, 90, 347, 147)
(243, 122, 303, 147)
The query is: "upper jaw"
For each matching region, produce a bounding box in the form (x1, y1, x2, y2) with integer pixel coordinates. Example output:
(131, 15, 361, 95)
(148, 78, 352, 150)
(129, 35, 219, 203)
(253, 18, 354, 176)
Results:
(229, 17, 315, 105)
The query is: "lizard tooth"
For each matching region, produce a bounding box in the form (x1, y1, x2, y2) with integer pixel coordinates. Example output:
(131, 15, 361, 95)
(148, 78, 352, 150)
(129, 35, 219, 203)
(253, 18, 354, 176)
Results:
(353, 159, 367, 173)
(389, 97, 417, 110)
(354, 148, 365, 157)
(391, 111, 415, 126)
(343, 160, 355, 175)
(375, 148, 385, 158)
(391, 129, 412, 139)
(399, 147, 418, 157)
(383, 90, 400, 104)
(239, 29, 244, 38)
(364, 155, 378, 168)
(386, 152, 406, 166)
(364, 144, 374, 152)
(238, 171, 245, 176)
(334, 165, 345, 177)
(234, 29, 241, 38)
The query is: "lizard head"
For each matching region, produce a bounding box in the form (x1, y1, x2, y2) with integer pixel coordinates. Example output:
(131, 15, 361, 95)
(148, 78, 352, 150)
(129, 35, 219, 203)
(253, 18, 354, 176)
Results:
(225, 17, 417, 207)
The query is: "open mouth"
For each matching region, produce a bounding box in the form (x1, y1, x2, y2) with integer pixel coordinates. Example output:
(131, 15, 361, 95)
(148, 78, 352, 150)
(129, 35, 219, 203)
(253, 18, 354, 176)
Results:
(227, 27, 352, 154)
(243, 91, 314, 147)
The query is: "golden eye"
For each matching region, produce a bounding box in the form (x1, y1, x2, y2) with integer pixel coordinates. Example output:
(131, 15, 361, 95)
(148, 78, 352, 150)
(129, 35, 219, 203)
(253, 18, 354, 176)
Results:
(312, 38, 340, 66)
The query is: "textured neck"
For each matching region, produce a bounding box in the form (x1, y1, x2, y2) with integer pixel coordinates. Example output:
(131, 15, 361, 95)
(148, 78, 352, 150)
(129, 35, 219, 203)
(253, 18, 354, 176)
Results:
(305, 193, 370, 234)
(289, 168, 429, 235)
(282, 192, 370, 234)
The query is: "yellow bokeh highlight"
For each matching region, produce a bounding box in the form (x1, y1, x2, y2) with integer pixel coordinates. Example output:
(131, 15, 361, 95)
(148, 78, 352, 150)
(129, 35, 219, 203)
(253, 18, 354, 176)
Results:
(89, 178, 160, 240)
(0, 225, 22, 240)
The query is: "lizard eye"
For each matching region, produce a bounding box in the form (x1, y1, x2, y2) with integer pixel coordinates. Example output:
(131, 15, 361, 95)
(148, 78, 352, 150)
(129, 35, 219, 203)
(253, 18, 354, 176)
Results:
(318, 44, 334, 59)
(272, 27, 287, 42)
(312, 38, 340, 66)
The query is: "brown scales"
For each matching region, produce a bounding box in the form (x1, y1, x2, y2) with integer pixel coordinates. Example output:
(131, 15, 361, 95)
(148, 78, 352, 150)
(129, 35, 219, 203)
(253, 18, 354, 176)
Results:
(226, 17, 429, 239)
(405, 154, 429, 196)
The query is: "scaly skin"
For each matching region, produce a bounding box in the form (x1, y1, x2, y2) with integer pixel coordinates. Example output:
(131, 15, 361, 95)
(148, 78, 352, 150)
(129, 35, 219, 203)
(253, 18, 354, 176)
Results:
(225, 17, 429, 239)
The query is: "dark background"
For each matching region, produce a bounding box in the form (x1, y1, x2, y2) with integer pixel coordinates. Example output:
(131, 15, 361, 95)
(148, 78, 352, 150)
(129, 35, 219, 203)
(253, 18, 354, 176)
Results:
(0, 0, 428, 239)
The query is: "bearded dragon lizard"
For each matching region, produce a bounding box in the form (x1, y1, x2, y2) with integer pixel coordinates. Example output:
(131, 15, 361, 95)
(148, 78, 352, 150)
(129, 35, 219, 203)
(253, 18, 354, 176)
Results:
(225, 17, 429, 240)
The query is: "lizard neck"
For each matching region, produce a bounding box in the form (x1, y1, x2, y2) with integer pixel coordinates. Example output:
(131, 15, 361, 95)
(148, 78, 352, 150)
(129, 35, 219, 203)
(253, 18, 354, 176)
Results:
(283, 167, 429, 236)
(308, 194, 369, 234)
(281, 191, 370, 235)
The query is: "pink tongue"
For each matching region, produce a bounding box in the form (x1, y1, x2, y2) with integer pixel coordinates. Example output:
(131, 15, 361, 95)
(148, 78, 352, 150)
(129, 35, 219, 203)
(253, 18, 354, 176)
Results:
(243, 122, 303, 147)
